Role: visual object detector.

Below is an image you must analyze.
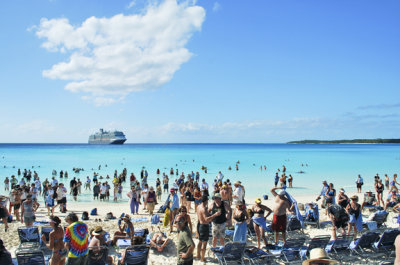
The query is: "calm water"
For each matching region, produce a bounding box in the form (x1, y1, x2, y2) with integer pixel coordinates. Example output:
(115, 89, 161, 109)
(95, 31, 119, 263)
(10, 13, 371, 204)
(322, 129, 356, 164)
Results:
(0, 144, 399, 202)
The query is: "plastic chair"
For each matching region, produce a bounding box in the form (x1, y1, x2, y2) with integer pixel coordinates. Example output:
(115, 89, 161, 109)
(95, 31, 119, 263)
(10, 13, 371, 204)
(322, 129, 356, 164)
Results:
(349, 231, 380, 254)
(17, 226, 40, 251)
(123, 245, 150, 265)
(88, 246, 109, 265)
(210, 242, 246, 265)
(16, 249, 45, 265)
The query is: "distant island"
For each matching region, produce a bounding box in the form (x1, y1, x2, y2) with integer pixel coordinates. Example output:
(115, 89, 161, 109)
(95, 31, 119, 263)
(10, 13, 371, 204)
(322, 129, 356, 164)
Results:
(287, 139, 400, 144)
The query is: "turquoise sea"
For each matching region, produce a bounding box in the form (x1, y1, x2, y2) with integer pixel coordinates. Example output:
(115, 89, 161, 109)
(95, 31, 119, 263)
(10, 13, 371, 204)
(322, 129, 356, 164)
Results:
(0, 144, 399, 202)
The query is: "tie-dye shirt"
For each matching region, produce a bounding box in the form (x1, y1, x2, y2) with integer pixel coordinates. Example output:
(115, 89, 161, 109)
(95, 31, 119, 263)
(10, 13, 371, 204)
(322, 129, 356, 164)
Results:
(64, 221, 89, 258)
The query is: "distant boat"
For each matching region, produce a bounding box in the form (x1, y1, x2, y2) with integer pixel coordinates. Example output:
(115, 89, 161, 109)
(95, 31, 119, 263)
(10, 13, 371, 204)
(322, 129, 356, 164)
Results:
(88, 129, 127, 144)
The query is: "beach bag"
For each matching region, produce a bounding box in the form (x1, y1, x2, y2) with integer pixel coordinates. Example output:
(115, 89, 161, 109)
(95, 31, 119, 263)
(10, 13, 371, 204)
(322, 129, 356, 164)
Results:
(81, 211, 89, 220)
(163, 208, 170, 227)
(151, 214, 160, 225)
(90, 208, 97, 216)
(158, 204, 167, 214)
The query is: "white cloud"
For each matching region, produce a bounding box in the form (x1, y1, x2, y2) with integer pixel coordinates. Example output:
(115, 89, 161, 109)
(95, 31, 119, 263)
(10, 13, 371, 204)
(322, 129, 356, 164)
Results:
(34, 0, 206, 105)
(212, 2, 220, 12)
(127, 1, 136, 9)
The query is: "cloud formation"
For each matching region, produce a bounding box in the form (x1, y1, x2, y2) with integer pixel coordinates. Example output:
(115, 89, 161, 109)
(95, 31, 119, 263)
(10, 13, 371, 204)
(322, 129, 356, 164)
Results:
(357, 103, 400, 110)
(34, 0, 205, 105)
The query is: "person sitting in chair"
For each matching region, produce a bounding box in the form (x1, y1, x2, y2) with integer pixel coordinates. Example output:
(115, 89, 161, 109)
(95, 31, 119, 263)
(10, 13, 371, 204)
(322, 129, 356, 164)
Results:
(112, 214, 134, 246)
(88, 226, 114, 265)
(361, 191, 377, 210)
(385, 190, 399, 210)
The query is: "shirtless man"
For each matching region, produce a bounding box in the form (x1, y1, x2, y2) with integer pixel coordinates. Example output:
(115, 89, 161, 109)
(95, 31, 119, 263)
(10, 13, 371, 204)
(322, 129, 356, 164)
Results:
(88, 226, 114, 265)
(270, 187, 291, 244)
(196, 195, 221, 262)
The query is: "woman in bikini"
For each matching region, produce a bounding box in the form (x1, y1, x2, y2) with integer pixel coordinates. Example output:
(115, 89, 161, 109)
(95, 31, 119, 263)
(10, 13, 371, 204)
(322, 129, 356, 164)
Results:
(346, 195, 362, 240)
(252, 198, 272, 249)
(41, 216, 67, 265)
(112, 214, 135, 246)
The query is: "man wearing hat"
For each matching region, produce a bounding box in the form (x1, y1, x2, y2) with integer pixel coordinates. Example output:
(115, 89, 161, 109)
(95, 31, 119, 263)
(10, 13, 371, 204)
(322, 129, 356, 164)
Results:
(302, 248, 338, 264)
(164, 188, 179, 232)
(209, 193, 231, 248)
(89, 226, 114, 265)
(270, 187, 291, 244)
(176, 215, 195, 265)
(361, 190, 377, 210)
(196, 195, 221, 262)
(232, 181, 244, 205)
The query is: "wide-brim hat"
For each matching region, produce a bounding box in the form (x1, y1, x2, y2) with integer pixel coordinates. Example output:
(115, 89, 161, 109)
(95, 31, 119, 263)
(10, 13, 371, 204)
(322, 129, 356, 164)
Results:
(92, 226, 105, 236)
(302, 248, 338, 264)
(255, 198, 262, 204)
(234, 181, 241, 185)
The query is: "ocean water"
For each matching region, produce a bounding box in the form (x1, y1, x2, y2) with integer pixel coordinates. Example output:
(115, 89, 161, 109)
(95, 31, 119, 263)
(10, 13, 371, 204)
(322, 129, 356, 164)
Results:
(0, 144, 399, 202)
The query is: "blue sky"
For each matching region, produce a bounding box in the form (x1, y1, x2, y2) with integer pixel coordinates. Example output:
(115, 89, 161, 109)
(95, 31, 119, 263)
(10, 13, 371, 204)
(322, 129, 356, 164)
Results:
(0, 0, 399, 143)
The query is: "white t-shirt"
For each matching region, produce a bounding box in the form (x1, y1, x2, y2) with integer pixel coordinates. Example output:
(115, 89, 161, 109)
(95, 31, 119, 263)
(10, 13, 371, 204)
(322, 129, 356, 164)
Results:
(233, 186, 244, 204)
(100, 185, 107, 195)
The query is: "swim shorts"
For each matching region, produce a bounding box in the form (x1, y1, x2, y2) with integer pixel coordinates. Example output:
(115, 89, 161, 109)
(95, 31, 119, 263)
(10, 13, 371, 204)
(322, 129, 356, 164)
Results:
(198, 223, 210, 242)
(212, 223, 226, 238)
(271, 214, 286, 232)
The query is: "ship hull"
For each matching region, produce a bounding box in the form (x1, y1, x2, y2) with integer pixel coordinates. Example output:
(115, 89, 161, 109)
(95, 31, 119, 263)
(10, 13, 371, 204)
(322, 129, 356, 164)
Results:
(88, 139, 126, 145)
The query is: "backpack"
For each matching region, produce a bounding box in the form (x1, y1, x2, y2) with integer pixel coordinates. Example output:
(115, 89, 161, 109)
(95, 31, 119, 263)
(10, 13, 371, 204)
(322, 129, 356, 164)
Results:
(151, 214, 160, 225)
(287, 216, 302, 231)
(81, 211, 89, 220)
(90, 208, 97, 216)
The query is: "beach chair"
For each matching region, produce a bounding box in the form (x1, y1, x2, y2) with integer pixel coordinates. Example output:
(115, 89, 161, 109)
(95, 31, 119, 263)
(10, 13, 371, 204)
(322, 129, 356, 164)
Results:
(244, 246, 273, 264)
(40, 226, 53, 256)
(16, 249, 45, 265)
(266, 237, 306, 263)
(349, 231, 380, 254)
(300, 235, 331, 259)
(17, 226, 41, 251)
(326, 233, 354, 255)
(373, 229, 400, 252)
(303, 203, 320, 228)
(133, 228, 148, 237)
(373, 211, 389, 227)
(88, 246, 109, 265)
(363, 193, 377, 210)
(224, 229, 234, 242)
(123, 245, 150, 265)
(210, 242, 246, 265)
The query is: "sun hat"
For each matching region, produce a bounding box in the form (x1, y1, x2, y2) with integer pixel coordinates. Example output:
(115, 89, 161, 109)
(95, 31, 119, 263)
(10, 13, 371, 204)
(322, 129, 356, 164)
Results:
(302, 248, 339, 264)
(367, 190, 372, 193)
(92, 226, 104, 236)
(339, 188, 345, 193)
(255, 198, 262, 204)
(234, 181, 241, 185)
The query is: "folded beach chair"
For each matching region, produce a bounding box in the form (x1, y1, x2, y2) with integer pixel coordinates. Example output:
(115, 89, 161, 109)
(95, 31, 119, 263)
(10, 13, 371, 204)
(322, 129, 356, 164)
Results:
(244, 246, 273, 264)
(300, 235, 331, 259)
(326, 233, 354, 255)
(349, 231, 380, 254)
(16, 249, 45, 265)
(123, 245, 150, 265)
(88, 246, 109, 265)
(17, 226, 41, 251)
(303, 203, 320, 228)
(210, 242, 246, 265)
(266, 237, 306, 263)
(373, 229, 400, 252)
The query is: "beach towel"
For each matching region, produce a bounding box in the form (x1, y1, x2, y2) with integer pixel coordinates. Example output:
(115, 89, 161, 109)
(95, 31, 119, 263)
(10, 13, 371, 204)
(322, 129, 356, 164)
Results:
(252, 216, 268, 231)
(349, 213, 363, 232)
(285, 191, 304, 228)
(163, 208, 170, 227)
(233, 222, 247, 242)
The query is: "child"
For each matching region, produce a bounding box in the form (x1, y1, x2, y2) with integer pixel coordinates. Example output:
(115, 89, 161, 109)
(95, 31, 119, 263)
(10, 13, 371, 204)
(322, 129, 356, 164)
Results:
(156, 185, 162, 201)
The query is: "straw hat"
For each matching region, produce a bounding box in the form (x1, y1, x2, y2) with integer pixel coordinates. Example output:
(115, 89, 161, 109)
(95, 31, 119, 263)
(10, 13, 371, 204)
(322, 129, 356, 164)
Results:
(302, 248, 338, 264)
(350, 195, 359, 201)
(255, 198, 262, 204)
(92, 226, 105, 236)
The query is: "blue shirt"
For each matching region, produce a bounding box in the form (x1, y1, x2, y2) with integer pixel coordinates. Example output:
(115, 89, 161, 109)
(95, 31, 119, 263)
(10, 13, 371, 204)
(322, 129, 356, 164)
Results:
(320, 185, 328, 196)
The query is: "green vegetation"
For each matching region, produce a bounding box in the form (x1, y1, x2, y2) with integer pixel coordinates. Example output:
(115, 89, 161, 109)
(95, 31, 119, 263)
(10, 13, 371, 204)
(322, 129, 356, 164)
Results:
(287, 139, 400, 144)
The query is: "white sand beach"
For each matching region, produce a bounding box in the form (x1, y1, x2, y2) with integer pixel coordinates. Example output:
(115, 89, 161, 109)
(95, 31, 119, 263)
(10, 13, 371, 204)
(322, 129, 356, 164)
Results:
(0, 189, 398, 265)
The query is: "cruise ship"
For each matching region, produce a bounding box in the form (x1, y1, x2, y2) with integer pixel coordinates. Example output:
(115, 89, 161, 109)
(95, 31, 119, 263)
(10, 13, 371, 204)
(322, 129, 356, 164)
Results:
(88, 129, 127, 144)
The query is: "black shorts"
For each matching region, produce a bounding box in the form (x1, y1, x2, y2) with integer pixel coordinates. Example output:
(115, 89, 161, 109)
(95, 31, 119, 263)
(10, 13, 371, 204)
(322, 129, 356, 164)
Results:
(357, 183, 362, 188)
(334, 219, 348, 229)
(197, 223, 210, 242)
(326, 197, 333, 204)
(14, 203, 21, 210)
(57, 197, 66, 204)
(0, 208, 7, 218)
(164, 184, 168, 190)
(100, 194, 105, 200)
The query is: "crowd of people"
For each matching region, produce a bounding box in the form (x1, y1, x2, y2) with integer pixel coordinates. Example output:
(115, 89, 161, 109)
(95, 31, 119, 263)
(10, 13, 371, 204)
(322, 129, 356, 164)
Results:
(1, 164, 400, 265)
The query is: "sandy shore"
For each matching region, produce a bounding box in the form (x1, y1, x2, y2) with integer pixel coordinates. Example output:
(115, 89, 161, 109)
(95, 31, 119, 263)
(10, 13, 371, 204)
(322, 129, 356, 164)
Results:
(0, 190, 398, 264)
